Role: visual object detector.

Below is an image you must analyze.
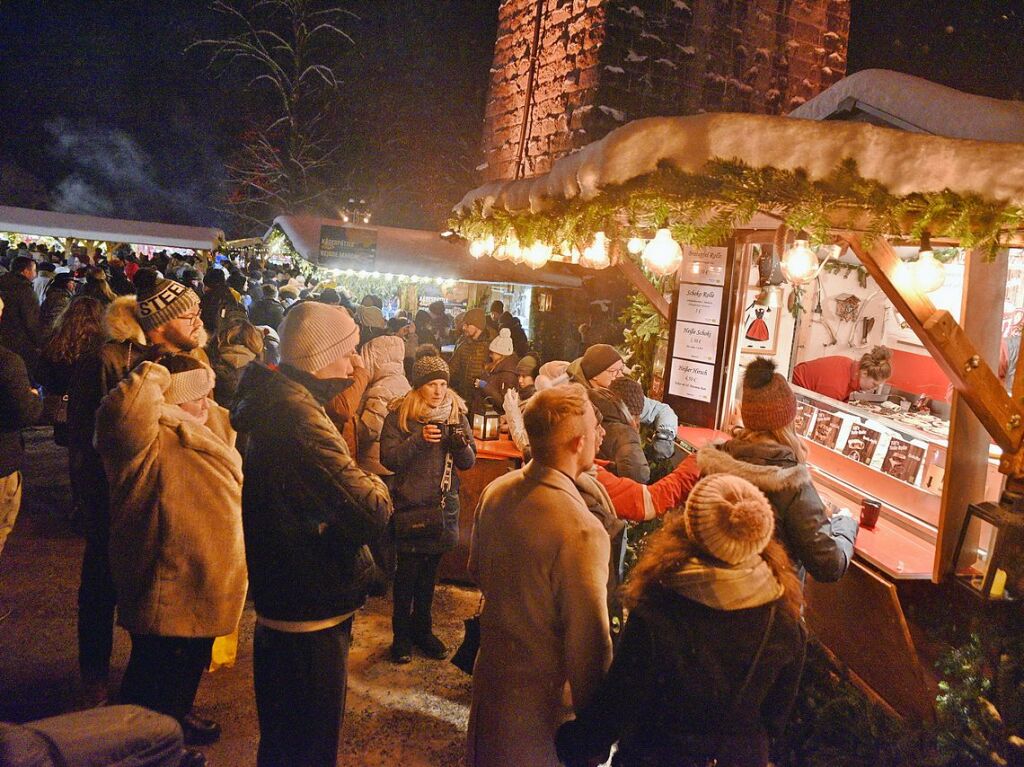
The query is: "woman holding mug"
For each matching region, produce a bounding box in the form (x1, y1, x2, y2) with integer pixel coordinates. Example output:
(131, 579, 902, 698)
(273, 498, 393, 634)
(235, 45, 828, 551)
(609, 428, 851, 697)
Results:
(381, 345, 476, 664)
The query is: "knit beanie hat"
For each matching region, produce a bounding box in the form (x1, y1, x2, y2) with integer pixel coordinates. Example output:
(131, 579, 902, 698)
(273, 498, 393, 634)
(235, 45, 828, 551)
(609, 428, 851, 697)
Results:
(516, 354, 539, 377)
(412, 344, 450, 388)
(683, 475, 775, 565)
(165, 365, 216, 405)
(489, 328, 514, 357)
(581, 343, 623, 380)
(137, 279, 201, 332)
(609, 377, 645, 418)
(741, 357, 797, 432)
(279, 301, 360, 373)
(357, 305, 387, 330)
(464, 307, 486, 331)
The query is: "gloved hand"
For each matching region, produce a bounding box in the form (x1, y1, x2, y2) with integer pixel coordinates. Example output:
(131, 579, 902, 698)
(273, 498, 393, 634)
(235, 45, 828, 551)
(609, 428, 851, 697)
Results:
(475, 378, 487, 389)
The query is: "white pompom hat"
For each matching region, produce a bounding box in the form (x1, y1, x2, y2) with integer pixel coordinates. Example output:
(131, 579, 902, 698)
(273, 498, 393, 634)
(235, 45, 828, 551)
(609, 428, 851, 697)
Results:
(489, 327, 514, 357)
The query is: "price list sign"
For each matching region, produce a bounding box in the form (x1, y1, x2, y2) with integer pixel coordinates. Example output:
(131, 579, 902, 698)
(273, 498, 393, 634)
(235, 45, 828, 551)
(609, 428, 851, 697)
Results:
(668, 246, 729, 404)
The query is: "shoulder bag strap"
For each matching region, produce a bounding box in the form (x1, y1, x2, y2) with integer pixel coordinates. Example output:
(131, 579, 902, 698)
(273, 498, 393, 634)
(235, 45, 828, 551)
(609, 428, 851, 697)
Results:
(439, 450, 455, 509)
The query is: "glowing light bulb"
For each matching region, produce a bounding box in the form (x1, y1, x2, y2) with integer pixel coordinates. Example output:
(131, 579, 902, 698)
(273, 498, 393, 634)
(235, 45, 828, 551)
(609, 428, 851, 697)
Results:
(780, 239, 819, 285)
(469, 236, 495, 259)
(913, 250, 945, 293)
(523, 241, 553, 269)
(627, 236, 645, 255)
(580, 231, 611, 269)
(641, 228, 683, 277)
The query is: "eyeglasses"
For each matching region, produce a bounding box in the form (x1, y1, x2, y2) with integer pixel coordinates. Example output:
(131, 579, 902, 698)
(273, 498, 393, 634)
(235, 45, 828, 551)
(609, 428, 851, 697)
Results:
(176, 311, 201, 325)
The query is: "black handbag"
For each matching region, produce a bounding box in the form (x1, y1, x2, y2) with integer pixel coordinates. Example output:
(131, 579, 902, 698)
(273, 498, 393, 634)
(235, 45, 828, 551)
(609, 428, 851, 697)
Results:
(451, 596, 483, 675)
(393, 448, 454, 540)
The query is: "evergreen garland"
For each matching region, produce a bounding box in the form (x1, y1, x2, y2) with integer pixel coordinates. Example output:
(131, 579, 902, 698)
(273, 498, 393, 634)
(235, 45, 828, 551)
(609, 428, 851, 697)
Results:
(450, 159, 1024, 259)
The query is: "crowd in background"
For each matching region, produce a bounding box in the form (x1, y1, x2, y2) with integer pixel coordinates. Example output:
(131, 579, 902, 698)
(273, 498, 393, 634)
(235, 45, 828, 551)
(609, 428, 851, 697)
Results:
(0, 239, 859, 767)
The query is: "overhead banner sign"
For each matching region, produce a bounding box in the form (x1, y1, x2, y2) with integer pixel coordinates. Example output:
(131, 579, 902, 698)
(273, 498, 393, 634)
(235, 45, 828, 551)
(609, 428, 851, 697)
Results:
(318, 225, 377, 270)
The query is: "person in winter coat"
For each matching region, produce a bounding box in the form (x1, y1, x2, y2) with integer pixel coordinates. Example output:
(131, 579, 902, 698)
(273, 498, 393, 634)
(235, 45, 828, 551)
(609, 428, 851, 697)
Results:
(79, 267, 117, 305)
(230, 301, 393, 767)
(208, 319, 264, 408)
(0, 296, 43, 562)
(68, 281, 210, 709)
(448, 307, 492, 400)
(249, 284, 286, 330)
(590, 380, 650, 484)
(473, 328, 519, 415)
(356, 334, 411, 476)
(467, 384, 610, 767)
(556, 474, 807, 767)
(499, 311, 530, 357)
(697, 357, 859, 585)
(516, 354, 539, 399)
(199, 268, 240, 334)
(380, 346, 475, 663)
(94, 356, 246, 746)
(39, 273, 77, 333)
(0, 256, 45, 377)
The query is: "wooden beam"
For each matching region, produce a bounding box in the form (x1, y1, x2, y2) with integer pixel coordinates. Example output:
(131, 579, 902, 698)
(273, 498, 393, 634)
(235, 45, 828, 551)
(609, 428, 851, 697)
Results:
(840, 233, 1023, 453)
(614, 250, 671, 320)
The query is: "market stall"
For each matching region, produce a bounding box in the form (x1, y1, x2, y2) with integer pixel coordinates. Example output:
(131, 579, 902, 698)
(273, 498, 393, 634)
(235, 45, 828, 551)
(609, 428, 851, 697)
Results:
(450, 102, 1024, 719)
(0, 204, 224, 260)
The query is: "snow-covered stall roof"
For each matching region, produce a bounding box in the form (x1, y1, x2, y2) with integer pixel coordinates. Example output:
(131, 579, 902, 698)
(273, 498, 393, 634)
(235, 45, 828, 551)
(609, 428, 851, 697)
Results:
(268, 215, 582, 288)
(0, 205, 224, 251)
(789, 69, 1024, 143)
(454, 113, 1024, 217)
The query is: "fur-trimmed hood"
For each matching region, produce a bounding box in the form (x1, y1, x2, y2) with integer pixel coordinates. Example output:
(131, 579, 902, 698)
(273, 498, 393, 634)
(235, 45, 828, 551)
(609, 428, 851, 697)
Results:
(104, 295, 146, 345)
(696, 441, 811, 494)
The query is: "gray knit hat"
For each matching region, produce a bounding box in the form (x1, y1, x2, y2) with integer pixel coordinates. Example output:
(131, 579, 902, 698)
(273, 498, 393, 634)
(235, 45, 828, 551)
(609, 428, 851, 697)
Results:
(137, 279, 200, 332)
(165, 366, 216, 405)
(683, 475, 775, 565)
(412, 344, 449, 388)
(279, 301, 360, 373)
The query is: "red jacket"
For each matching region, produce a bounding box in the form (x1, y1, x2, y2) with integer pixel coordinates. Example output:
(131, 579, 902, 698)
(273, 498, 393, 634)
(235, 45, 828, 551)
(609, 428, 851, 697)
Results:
(595, 453, 700, 521)
(791, 355, 859, 402)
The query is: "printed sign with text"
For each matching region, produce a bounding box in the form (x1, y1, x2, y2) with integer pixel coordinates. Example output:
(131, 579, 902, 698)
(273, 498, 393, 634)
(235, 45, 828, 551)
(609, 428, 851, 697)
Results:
(673, 321, 719, 364)
(676, 284, 723, 325)
(668, 358, 715, 402)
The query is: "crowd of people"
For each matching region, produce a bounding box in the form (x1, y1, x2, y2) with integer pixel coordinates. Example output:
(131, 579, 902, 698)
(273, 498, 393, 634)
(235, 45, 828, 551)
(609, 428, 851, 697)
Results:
(0, 241, 859, 767)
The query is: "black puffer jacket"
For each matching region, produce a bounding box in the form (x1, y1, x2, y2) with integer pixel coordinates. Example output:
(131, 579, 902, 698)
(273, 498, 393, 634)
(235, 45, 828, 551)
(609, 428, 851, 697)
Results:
(591, 388, 650, 484)
(697, 440, 858, 583)
(231, 363, 393, 622)
(556, 589, 806, 767)
(249, 297, 285, 330)
(379, 399, 475, 555)
(0, 344, 43, 477)
(0, 271, 45, 373)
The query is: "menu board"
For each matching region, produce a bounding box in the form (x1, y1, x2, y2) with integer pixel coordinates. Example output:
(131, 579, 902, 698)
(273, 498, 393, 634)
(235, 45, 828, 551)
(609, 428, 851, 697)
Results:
(673, 322, 719, 364)
(842, 423, 882, 465)
(881, 438, 926, 484)
(811, 412, 845, 450)
(681, 245, 728, 286)
(668, 358, 715, 402)
(794, 403, 817, 436)
(677, 285, 724, 325)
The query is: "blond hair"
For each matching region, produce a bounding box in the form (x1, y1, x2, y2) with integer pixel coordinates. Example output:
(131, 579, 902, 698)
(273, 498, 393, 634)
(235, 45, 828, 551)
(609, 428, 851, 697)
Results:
(390, 385, 467, 433)
(859, 345, 893, 381)
(731, 422, 808, 463)
(523, 383, 589, 463)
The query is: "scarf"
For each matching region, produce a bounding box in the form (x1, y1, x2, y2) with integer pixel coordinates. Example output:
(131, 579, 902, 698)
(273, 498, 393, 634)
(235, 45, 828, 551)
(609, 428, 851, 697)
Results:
(660, 555, 784, 611)
(424, 394, 459, 425)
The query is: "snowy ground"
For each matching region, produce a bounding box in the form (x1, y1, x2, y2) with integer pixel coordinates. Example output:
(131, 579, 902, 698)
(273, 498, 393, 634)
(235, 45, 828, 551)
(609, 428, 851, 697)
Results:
(0, 427, 480, 766)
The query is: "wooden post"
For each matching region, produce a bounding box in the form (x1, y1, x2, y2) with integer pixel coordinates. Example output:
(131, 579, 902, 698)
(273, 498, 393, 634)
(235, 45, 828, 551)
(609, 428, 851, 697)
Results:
(614, 250, 671, 320)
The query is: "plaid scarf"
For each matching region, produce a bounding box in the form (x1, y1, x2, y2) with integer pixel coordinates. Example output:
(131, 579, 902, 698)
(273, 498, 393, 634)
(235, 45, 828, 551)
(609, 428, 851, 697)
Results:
(660, 555, 784, 611)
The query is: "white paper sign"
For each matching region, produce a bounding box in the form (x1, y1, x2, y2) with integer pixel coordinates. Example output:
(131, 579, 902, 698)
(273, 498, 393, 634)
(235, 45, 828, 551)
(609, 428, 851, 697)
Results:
(676, 284, 723, 325)
(673, 321, 719, 363)
(681, 245, 728, 286)
(668, 358, 716, 402)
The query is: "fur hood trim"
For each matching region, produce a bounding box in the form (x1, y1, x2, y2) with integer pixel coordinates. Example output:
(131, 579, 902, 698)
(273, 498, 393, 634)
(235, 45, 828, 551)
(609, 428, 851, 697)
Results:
(105, 295, 146, 345)
(696, 445, 811, 493)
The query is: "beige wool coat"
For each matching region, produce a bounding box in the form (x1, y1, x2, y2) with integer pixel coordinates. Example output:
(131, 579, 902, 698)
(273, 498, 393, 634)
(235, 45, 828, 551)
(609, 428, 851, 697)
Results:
(95, 361, 247, 638)
(467, 461, 612, 767)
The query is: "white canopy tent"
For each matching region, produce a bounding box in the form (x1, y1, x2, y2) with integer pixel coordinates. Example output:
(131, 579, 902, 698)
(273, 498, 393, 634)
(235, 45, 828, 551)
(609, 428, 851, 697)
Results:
(0, 205, 224, 252)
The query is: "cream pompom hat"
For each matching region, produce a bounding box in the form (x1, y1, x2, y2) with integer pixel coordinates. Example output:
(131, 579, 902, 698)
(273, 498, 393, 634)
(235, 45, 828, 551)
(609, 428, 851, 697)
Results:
(682, 474, 775, 564)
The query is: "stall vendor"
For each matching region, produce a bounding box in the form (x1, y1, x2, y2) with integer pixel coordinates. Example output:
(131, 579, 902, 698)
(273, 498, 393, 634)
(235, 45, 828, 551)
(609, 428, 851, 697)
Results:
(791, 345, 893, 402)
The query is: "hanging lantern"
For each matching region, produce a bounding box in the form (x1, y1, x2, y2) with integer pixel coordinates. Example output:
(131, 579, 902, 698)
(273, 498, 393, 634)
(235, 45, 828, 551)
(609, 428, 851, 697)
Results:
(642, 228, 683, 277)
(627, 236, 645, 255)
(913, 250, 945, 293)
(780, 239, 820, 285)
(469, 236, 494, 260)
(523, 241, 553, 269)
(580, 231, 611, 269)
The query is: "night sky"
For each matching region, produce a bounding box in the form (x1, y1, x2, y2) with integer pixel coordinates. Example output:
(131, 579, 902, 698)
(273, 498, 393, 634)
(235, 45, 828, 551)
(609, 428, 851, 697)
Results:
(0, 0, 1020, 234)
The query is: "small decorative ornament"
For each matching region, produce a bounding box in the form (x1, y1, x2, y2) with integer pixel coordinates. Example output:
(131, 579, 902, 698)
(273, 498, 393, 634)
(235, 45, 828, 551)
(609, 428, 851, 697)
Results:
(641, 228, 683, 277)
(473, 409, 501, 441)
(833, 293, 861, 323)
(780, 239, 819, 284)
(523, 241, 553, 269)
(580, 231, 611, 269)
(627, 236, 645, 255)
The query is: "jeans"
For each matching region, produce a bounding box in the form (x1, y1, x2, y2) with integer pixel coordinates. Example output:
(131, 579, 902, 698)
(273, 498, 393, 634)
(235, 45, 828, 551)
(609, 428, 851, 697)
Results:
(120, 635, 214, 722)
(253, 618, 353, 767)
(0, 470, 22, 560)
(392, 552, 442, 640)
(0, 705, 184, 767)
